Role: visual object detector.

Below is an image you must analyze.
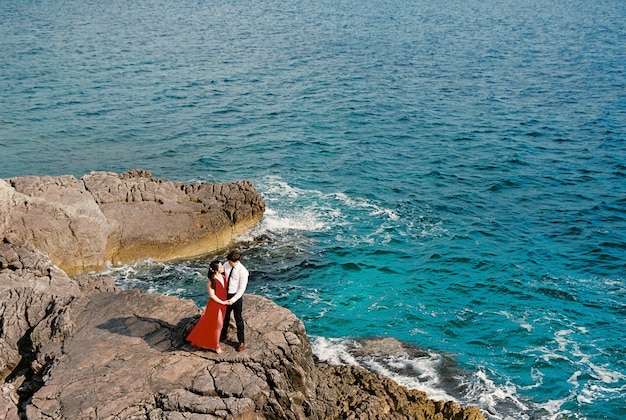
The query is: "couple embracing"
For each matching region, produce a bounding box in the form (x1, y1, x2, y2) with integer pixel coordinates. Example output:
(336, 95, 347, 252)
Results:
(186, 249, 249, 354)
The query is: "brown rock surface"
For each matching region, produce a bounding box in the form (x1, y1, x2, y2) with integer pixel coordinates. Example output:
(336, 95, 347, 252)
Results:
(2, 169, 266, 275)
(23, 291, 318, 419)
(0, 171, 485, 419)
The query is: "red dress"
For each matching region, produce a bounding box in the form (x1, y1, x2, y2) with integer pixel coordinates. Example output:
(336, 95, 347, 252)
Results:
(186, 274, 228, 350)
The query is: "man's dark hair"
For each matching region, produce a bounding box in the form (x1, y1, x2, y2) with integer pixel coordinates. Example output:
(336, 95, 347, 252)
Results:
(227, 249, 241, 262)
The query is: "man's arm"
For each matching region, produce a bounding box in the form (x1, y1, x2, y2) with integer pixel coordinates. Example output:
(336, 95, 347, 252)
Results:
(229, 267, 249, 303)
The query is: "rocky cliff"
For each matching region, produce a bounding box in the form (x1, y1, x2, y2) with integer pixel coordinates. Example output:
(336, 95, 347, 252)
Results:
(0, 171, 484, 420)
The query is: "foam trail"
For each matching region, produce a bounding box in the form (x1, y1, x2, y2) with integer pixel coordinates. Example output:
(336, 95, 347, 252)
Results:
(312, 336, 548, 420)
(311, 336, 455, 402)
(237, 207, 327, 243)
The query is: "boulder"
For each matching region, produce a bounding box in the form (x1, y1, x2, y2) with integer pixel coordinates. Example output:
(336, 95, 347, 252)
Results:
(2, 169, 266, 275)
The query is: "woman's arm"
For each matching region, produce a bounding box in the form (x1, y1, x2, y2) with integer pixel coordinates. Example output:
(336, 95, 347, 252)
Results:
(208, 281, 229, 305)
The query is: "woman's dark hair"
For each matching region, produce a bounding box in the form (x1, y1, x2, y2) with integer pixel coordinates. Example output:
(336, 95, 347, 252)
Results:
(207, 259, 221, 290)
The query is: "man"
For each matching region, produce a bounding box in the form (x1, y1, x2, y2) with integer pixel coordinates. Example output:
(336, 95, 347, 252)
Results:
(220, 249, 249, 351)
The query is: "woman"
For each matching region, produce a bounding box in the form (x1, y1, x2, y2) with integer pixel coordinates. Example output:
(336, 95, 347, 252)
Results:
(186, 260, 230, 354)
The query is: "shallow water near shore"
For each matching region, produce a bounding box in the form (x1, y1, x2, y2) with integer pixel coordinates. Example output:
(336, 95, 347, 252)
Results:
(2, 0, 625, 418)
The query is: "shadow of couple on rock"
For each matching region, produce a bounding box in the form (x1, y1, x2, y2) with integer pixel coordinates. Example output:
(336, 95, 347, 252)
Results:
(96, 314, 200, 352)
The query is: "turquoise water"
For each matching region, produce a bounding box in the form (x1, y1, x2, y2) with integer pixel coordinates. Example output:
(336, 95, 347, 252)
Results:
(1, 0, 625, 418)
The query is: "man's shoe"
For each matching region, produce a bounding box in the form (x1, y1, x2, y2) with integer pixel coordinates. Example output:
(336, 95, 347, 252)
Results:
(236, 343, 246, 352)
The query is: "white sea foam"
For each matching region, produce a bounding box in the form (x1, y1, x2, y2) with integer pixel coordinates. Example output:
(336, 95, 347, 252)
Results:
(311, 336, 551, 419)
(310, 336, 454, 401)
(523, 367, 544, 390)
(238, 207, 328, 243)
(310, 336, 360, 366)
(252, 176, 454, 254)
(579, 381, 626, 405)
(261, 176, 400, 221)
(238, 176, 357, 243)
(495, 310, 533, 332)
(409, 327, 429, 335)
(377, 354, 456, 401)
(520, 322, 532, 332)
(100, 259, 205, 297)
(516, 322, 626, 418)
(535, 397, 572, 420)
(589, 362, 626, 383)
(261, 176, 308, 199)
(100, 258, 158, 283)
(302, 288, 325, 306)
(567, 370, 582, 386)
(463, 367, 534, 420)
(331, 191, 397, 217)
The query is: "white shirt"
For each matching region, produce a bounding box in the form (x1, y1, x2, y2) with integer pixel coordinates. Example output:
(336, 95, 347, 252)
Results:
(224, 261, 249, 304)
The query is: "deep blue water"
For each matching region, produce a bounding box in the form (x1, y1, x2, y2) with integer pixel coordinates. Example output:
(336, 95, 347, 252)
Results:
(1, 0, 625, 418)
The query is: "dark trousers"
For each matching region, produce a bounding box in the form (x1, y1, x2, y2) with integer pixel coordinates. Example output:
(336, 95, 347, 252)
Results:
(221, 293, 244, 344)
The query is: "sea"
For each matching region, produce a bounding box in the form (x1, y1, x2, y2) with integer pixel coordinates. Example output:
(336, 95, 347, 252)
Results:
(1, 0, 624, 418)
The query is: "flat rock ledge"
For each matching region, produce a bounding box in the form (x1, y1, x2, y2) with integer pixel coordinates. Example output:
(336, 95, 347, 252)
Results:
(0, 171, 484, 420)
